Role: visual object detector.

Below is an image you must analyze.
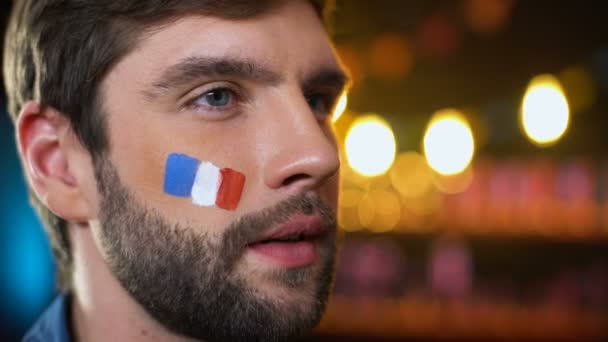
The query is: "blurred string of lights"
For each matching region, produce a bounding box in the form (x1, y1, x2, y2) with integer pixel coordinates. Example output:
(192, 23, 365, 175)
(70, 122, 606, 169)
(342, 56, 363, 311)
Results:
(327, 2, 608, 339)
(330, 0, 608, 239)
(332, 71, 606, 238)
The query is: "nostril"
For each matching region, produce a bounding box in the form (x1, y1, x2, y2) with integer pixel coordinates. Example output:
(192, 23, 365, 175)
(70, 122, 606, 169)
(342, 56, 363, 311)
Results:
(282, 173, 310, 187)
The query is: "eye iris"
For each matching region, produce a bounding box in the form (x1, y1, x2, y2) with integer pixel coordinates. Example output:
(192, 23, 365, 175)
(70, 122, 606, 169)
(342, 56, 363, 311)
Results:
(205, 89, 230, 106)
(308, 95, 326, 113)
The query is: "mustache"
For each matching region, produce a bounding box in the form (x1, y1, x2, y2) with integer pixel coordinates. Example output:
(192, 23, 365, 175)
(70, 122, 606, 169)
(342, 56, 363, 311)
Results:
(94, 157, 336, 272)
(218, 191, 337, 269)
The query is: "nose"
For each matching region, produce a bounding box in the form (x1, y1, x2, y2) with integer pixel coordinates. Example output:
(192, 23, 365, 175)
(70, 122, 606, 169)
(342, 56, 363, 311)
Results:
(263, 97, 340, 194)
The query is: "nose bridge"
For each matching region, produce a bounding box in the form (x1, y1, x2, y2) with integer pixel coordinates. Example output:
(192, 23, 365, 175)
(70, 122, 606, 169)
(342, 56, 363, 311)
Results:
(263, 89, 339, 193)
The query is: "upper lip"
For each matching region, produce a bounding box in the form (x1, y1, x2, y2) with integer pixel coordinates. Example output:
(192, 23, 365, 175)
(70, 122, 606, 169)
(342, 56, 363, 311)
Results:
(248, 214, 325, 245)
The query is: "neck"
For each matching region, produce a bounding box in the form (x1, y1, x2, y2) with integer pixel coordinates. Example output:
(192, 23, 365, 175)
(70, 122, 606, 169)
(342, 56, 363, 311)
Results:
(69, 224, 197, 342)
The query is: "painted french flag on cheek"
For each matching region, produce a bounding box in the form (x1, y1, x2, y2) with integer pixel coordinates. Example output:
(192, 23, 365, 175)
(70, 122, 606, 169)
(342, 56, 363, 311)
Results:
(163, 153, 245, 211)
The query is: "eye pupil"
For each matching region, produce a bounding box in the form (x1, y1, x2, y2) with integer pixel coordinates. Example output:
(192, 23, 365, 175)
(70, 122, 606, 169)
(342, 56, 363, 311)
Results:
(205, 89, 231, 106)
(308, 95, 326, 113)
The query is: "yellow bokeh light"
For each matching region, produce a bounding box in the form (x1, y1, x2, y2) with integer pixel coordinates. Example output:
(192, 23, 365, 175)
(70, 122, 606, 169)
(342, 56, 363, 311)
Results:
(332, 92, 348, 123)
(369, 32, 413, 80)
(521, 74, 570, 146)
(390, 151, 434, 198)
(358, 193, 376, 227)
(423, 109, 475, 176)
(434, 165, 474, 194)
(357, 190, 401, 233)
(338, 188, 364, 232)
(371, 190, 401, 232)
(345, 114, 396, 177)
(402, 187, 443, 218)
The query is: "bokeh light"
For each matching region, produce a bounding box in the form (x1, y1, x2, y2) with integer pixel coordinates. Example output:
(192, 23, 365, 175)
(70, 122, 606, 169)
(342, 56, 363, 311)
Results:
(338, 188, 365, 232)
(434, 165, 474, 194)
(418, 12, 462, 59)
(332, 92, 348, 123)
(358, 192, 376, 228)
(369, 32, 413, 80)
(345, 115, 397, 177)
(423, 109, 475, 176)
(390, 151, 435, 198)
(358, 190, 401, 232)
(402, 187, 444, 218)
(370, 189, 402, 232)
(521, 74, 570, 146)
(464, 0, 515, 35)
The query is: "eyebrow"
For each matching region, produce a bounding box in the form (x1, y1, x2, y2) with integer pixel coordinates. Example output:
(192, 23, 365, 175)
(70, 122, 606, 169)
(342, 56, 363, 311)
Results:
(143, 56, 284, 99)
(301, 67, 351, 95)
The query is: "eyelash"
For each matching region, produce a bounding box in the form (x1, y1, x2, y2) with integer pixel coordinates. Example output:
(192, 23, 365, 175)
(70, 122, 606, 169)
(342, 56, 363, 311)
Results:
(184, 84, 242, 118)
(305, 91, 340, 122)
(183, 84, 340, 123)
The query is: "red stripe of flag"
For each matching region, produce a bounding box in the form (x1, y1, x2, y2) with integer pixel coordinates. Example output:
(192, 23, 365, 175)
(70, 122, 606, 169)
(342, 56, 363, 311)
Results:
(215, 168, 246, 210)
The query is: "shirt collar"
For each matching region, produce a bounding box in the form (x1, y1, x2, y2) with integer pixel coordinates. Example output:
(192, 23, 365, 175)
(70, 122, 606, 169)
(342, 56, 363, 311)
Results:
(22, 294, 72, 342)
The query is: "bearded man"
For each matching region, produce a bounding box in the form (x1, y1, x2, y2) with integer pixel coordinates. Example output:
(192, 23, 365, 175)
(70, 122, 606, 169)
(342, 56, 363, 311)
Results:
(3, 1, 348, 341)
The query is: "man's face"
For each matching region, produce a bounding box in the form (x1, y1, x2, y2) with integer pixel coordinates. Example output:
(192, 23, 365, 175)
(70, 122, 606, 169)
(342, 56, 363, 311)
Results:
(86, 1, 344, 341)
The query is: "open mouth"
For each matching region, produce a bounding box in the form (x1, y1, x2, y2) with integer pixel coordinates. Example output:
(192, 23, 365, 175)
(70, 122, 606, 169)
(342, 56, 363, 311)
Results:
(246, 214, 325, 268)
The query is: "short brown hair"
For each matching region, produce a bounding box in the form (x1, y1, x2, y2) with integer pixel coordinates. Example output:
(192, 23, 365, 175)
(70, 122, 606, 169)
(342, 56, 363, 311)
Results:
(3, 0, 333, 291)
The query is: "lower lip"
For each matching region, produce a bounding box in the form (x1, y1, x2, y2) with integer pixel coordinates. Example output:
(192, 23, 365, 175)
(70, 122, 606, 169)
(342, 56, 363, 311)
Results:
(247, 240, 318, 268)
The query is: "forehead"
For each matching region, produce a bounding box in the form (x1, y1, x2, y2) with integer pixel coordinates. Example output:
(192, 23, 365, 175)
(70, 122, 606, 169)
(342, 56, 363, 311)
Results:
(110, 1, 338, 86)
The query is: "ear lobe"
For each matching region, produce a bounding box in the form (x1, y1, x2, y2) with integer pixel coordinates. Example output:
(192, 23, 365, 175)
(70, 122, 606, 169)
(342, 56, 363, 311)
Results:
(17, 101, 91, 222)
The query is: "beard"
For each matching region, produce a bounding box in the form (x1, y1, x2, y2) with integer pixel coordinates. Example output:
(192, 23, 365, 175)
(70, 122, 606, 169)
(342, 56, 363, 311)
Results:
(93, 158, 338, 342)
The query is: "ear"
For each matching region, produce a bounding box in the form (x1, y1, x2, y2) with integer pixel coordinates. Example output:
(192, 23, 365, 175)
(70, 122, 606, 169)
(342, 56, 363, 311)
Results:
(17, 101, 93, 222)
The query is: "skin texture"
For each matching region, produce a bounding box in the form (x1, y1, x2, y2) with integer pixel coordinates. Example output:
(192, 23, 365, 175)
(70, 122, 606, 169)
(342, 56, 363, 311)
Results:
(17, 1, 346, 341)
(95, 159, 337, 341)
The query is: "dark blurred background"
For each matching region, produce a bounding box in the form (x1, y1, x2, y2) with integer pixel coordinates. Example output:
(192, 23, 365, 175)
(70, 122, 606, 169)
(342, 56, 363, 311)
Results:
(2, 0, 608, 341)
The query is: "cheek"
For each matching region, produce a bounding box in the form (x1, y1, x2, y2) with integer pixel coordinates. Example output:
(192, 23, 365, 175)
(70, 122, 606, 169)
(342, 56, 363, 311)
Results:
(105, 111, 256, 228)
(323, 174, 340, 211)
(163, 153, 246, 211)
(106, 111, 169, 197)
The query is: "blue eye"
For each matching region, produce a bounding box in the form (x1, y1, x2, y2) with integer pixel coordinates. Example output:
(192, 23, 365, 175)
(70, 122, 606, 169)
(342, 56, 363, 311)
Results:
(196, 88, 233, 107)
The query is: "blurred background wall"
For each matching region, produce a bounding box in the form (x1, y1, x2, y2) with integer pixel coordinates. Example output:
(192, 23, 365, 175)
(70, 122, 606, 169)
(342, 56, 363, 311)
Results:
(1, 0, 608, 341)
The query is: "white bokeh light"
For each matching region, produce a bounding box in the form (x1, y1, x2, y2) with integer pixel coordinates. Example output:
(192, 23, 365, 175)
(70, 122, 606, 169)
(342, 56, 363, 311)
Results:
(521, 74, 570, 146)
(423, 109, 475, 176)
(345, 115, 396, 177)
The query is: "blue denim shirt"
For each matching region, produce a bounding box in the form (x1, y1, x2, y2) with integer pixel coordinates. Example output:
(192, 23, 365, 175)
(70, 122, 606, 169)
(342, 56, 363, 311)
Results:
(22, 295, 72, 342)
